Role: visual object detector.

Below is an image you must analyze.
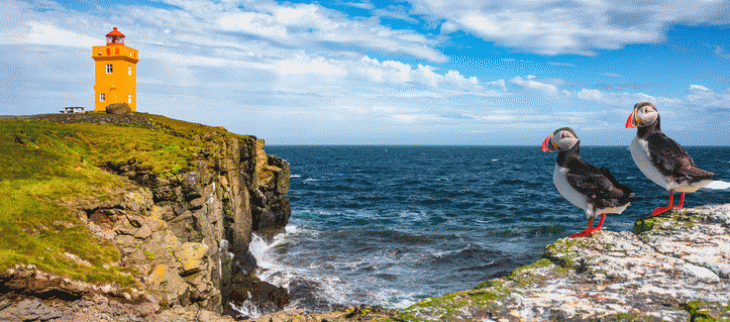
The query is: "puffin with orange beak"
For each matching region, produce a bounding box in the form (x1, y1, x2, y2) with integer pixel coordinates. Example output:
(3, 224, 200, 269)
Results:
(541, 128, 633, 237)
(625, 102, 715, 216)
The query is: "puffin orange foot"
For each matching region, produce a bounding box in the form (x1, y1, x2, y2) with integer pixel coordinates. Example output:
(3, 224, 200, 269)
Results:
(570, 226, 601, 238)
(650, 206, 673, 217)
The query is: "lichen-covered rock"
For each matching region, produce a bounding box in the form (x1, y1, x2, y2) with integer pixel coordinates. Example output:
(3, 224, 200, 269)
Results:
(249, 305, 400, 322)
(175, 242, 209, 275)
(0, 293, 232, 322)
(399, 204, 730, 321)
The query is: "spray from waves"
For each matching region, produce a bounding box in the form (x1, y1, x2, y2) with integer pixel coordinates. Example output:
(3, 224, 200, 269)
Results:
(241, 224, 420, 314)
(245, 225, 352, 313)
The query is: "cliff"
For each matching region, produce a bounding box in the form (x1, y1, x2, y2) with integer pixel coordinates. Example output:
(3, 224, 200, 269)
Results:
(0, 113, 291, 321)
(250, 204, 730, 322)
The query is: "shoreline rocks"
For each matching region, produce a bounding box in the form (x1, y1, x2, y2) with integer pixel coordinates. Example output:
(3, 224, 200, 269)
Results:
(249, 204, 730, 322)
(397, 204, 730, 321)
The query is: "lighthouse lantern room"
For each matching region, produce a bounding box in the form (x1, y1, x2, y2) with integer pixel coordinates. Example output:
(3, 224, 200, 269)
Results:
(92, 27, 139, 112)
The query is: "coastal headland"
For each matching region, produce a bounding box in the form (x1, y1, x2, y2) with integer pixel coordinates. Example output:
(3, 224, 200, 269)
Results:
(1, 113, 728, 321)
(1, 113, 290, 321)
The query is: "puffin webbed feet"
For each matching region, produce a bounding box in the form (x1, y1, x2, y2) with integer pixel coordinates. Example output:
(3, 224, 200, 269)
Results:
(650, 206, 673, 217)
(651, 191, 684, 217)
(570, 213, 605, 238)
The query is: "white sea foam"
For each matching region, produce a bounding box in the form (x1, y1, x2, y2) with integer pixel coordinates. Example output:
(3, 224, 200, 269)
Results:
(704, 180, 730, 190)
(290, 174, 302, 178)
(432, 244, 471, 258)
(241, 227, 424, 314)
(229, 298, 268, 319)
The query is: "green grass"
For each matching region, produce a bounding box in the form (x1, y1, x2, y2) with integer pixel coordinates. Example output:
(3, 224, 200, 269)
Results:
(140, 113, 249, 141)
(0, 114, 244, 288)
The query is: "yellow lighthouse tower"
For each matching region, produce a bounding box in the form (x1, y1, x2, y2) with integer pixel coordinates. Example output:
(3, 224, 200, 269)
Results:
(92, 27, 139, 112)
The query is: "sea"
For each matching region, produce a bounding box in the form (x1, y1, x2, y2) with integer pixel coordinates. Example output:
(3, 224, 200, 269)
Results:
(242, 146, 730, 316)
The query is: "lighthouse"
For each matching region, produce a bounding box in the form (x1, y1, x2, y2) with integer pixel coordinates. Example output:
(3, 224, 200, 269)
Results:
(92, 27, 139, 112)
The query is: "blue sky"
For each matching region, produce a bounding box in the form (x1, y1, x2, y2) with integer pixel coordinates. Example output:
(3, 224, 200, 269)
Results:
(2, 0, 729, 145)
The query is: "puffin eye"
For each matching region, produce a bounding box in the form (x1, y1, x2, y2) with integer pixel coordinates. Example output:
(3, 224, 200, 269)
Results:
(561, 133, 566, 139)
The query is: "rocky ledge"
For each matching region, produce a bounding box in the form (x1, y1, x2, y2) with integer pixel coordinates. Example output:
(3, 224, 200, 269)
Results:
(252, 204, 730, 322)
(399, 204, 730, 321)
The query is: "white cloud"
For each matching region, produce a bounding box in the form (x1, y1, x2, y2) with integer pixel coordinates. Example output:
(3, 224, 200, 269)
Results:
(407, 0, 730, 56)
(576, 89, 603, 101)
(218, 12, 288, 39)
(207, 2, 447, 62)
(373, 6, 419, 24)
(0, 21, 102, 48)
(689, 84, 710, 91)
(511, 75, 560, 96)
(7, 0, 445, 64)
(686, 84, 730, 108)
(716, 45, 730, 59)
(357, 56, 506, 96)
(342, 1, 375, 10)
(277, 53, 344, 76)
(572, 88, 678, 107)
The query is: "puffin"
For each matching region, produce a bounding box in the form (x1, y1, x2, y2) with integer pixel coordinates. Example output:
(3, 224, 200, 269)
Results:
(625, 102, 715, 216)
(541, 127, 634, 237)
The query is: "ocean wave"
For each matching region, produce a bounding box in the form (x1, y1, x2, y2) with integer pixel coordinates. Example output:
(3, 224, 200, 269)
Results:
(246, 232, 381, 312)
(432, 244, 473, 259)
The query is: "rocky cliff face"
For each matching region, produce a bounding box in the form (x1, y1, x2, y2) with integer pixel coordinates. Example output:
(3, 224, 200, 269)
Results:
(96, 133, 292, 313)
(0, 116, 291, 321)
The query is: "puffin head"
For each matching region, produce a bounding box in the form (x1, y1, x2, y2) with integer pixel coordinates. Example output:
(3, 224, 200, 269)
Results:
(541, 127, 579, 153)
(625, 102, 658, 128)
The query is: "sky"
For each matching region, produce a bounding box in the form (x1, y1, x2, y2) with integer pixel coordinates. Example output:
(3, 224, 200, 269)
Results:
(1, 0, 729, 145)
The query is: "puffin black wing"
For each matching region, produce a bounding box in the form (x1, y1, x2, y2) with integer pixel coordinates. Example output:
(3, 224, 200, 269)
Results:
(599, 167, 633, 196)
(647, 133, 714, 182)
(565, 160, 630, 201)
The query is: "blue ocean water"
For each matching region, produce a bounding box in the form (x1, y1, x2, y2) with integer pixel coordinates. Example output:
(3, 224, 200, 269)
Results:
(250, 146, 730, 313)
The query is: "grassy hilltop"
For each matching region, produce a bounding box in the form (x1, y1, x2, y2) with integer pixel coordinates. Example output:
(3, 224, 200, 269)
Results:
(0, 113, 247, 289)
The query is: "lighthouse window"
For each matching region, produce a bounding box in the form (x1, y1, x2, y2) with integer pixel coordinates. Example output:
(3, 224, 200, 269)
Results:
(106, 64, 113, 74)
(100, 93, 105, 102)
(128, 65, 132, 75)
(128, 94, 132, 104)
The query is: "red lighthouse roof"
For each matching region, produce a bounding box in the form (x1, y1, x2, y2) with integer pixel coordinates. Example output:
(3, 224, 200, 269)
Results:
(106, 27, 125, 45)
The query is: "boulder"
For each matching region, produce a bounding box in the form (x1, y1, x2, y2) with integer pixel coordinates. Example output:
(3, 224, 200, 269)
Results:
(228, 273, 289, 318)
(105, 102, 131, 115)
